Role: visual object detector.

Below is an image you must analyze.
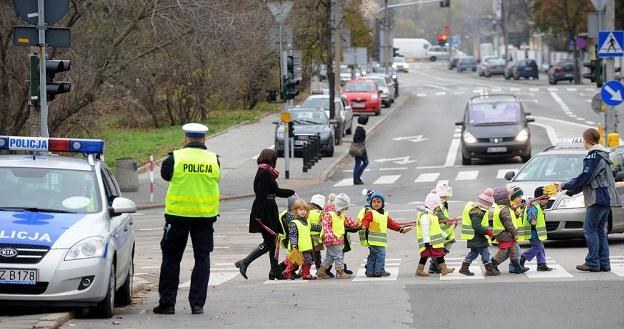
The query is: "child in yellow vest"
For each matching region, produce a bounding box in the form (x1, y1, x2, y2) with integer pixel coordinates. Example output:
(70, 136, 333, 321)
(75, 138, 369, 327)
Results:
(491, 186, 529, 274)
(519, 187, 553, 271)
(429, 183, 457, 274)
(308, 194, 326, 271)
(282, 199, 322, 280)
(459, 188, 497, 276)
(317, 193, 361, 279)
(416, 190, 455, 277)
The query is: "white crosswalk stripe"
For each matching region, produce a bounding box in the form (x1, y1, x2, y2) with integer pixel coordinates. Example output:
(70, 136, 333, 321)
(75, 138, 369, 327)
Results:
(334, 178, 353, 187)
(353, 258, 401, 282)
(373, 175, 401, 185)
(415, 172, 440, 183)
(455, 170, 479, 181)
(441, 258, 485, 280)
(610, 256, 624, 277)
(180, 264, 239, 287)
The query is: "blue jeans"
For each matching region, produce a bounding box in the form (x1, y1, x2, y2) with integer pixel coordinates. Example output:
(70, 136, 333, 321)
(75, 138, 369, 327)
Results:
(464, 247, 490, 264)
(500, 242, 522, 271)
(365, 246, 386, 275)
(584, 205, 611, 268)
(354, 156, 369, 182)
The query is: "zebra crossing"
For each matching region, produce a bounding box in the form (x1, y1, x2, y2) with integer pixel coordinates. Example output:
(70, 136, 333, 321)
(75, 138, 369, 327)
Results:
(334, 168, 519, 187)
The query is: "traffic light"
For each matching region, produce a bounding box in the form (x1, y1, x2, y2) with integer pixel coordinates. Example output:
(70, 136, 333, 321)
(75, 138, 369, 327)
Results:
(440, 0, 450, 8)
(46, 59, 71, 101)
(30, 54, 40, 105)
(393, 47, 400, 57)
(285, 55, 298, 100)
(437, 34, 448, 46)
(583, 59, 603, 88)
(287, 121, 294, 138)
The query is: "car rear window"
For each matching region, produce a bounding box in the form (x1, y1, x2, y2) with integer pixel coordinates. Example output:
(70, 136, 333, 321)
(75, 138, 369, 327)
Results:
(514, 154, 584, 181)
(468, 102, 522, 124)
(301, 98, 329, 110)
(489, 58, 505, 65)
(345, 82, 375, 92)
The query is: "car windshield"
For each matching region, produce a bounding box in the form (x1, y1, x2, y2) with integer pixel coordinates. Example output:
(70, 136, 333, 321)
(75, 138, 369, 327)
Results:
(301, 98, 329, 110)
(489, 58, 505, 65)
(291, 111, 327, 125)
(394, 57, 406, 63)
(367, 77, 386, 88)
(0, 167, 101, 213)
(344, 82, 375, 92)
(514, 154, 585, 181)
(462, 57, 474, 63)
(468, 102, 522, 125)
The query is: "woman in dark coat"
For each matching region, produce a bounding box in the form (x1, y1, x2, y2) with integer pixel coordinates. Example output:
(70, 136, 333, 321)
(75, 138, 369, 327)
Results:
(352, 115, 369, 185)
(235, 149, 295, 280)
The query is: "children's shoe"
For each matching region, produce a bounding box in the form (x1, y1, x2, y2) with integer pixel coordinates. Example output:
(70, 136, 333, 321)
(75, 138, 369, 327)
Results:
(520, 255, 527, 268)
(415, 264, 429, 277)
(301, 264, 316, 280)
(335, 266, 352, 279)
(326, 265, 335, 278)
(484, 263, 500, 276)
(282, 259, 297, 280)
(459, 261, 474, 276)
(510, 260, 529, 274)
(490, 258, 501, 274)
(316, 266, 331, 279)
(537, 264, 553, 272)
(428, 260, 441, 274)
(439, 263, 455, 276)
(343, 264, 353, 275)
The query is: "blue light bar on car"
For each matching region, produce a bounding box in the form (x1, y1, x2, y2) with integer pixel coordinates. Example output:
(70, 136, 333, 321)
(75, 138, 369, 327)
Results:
(0, 136, 104, 154)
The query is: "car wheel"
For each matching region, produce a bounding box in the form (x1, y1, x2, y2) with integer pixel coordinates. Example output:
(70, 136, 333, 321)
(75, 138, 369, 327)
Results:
(569, 79, 574, 84)
(324, 143, 334, 157)
(462, 153, 471, 166)
(90, 263, 115, 318)
(115, 251, 134, 306)
(375, 110, 380, 116)
(514, 75, 519, 80)
(549, 79, 555, 85)
(485, 73, 491, 78)
(346, 125, 352, 135)
(472, 68, 476, 72)
(430, 56, 437, 62)
(505, 74, 510, 80)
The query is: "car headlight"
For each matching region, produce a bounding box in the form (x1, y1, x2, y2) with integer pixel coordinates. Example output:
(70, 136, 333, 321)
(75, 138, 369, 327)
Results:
(371, 94, 378, 100)
(557, 194, 585, 209)
(515, 128, 529, 142)
(65, 236, 107, 261)
(463, 131, 477, 144)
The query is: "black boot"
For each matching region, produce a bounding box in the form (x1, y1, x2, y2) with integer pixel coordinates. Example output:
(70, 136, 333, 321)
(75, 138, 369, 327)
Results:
(235, 243, 269, 280)
(490, 258, 501, 274)
(269, 254, 287, 280)
(343, 263, 353, 275)
(511, 260, 529, 274)
(520, 255, 527, 268)
(428, 258, 441, 274)
(326, 265, 335, 278)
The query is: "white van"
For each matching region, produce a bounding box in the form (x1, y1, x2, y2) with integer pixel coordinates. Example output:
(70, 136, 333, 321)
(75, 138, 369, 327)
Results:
(393, 38, 431, 60)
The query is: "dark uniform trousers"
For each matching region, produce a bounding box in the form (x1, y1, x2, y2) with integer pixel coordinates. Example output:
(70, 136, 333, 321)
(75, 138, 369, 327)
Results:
(158, 218, 214, 307)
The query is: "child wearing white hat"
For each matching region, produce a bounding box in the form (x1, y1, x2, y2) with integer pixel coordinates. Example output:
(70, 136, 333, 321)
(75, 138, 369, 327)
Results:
(415, 190, 455, 277)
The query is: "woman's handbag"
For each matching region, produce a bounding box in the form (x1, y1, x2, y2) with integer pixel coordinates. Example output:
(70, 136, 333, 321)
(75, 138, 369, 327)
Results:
(349, 142, 365, 158)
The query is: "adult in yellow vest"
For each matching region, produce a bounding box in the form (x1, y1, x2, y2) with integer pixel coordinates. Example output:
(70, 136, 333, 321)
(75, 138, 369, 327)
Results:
(154, 123, 221, 315)
(519, 187, 553, 271)
(490, 186, 528, 275)
(415, 190, 455, 277)
(428, 183, 457, 274)
(459, 188, 498, 276)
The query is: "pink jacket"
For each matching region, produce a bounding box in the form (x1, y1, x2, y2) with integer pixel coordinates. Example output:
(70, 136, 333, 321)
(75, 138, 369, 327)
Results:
(321, 203, 360, 246)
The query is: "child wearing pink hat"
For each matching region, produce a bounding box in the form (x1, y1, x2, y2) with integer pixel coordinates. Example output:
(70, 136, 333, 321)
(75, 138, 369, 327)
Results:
(459, 188, 498, 276)
(415, 190, 455, 277)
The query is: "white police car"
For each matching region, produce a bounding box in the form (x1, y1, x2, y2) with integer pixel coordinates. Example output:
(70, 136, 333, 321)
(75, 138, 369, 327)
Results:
(0, 136, 136, 318)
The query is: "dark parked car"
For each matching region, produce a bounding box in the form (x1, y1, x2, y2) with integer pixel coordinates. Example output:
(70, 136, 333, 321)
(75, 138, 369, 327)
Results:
(274, 108, 336, 157)
(457, 56, 477, 72)
(505, 59, 539, 80)
(483, 58, 506, 77)
(548, 60, 574, 85)
(455, 95, 534, 165)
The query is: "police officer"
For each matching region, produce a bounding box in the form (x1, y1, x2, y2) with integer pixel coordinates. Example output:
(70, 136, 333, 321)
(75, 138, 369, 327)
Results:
(153, 123, 221, 315)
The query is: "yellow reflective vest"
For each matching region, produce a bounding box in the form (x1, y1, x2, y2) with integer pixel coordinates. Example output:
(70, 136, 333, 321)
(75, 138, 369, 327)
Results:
(416, 211, 444, 252)
(519, 203, 548, 241)
(492, 204, 524, 241)
(309, 209, 323, 246)
(165, 148, 220, 218)
(320, 212, 345, 239)
(438, 205, 456, 243)
(358, 208, 388, 247)
(289, 219, 313, 252)
(460, 202, 490, 241)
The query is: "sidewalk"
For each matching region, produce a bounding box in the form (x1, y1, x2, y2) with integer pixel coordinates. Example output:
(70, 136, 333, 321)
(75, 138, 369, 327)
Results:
(122, 95, 412, 209)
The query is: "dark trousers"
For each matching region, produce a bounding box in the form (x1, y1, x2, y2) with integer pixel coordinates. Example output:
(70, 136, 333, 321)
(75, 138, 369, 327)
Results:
(353, 156, 369, 182)
(158, 219, 214, 307)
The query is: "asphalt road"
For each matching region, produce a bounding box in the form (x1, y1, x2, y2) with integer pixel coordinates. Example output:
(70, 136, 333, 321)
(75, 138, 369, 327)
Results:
(8, 62, 624, 329)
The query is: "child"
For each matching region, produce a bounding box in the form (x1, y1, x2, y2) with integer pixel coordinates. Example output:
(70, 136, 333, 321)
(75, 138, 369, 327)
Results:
(459, 188, 497, 276)
(282, 199, 322, 280)
(416, 190, 455, 277)
(429, 183, 457, 274)
(317, 193, 361, 279)
(359, 191, 409, 277)
(519, 187, 553, 271)
(491, 186, 528, 274)
(308, 194, 326, 271)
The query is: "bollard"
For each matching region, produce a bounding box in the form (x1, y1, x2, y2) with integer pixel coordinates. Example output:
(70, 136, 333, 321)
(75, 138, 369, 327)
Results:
(314, 133, 322, 162)
(114, 158, 139, 192)
(303, 141, 309, 172)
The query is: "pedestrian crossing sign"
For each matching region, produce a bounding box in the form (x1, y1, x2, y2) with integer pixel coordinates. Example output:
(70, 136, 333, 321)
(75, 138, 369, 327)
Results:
(598, 31, 624, 57)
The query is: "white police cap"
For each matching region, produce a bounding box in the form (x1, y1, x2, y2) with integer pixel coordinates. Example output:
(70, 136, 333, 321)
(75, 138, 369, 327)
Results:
(182, 123, 208, 138)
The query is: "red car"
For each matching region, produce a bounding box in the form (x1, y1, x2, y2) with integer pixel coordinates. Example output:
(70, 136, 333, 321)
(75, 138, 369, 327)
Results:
(342, 80, 382, 116)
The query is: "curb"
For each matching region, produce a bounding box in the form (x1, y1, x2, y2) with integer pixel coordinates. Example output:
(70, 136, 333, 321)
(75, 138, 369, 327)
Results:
(31, 281, 153, 329)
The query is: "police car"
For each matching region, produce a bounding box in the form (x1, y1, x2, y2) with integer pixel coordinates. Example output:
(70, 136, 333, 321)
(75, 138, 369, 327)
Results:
(0, 136, 136, 318)
(504, 139, 624, 239)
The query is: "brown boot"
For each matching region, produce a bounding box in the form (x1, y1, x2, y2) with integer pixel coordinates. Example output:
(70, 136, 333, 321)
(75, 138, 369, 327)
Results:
(316, 266, 330, 279)
(484, 263, 500, 276)
(415, 264, 429, 277)
(439, 262, 455, 276)
(335, 265, 351, 279)
(459, 261, 474, 276)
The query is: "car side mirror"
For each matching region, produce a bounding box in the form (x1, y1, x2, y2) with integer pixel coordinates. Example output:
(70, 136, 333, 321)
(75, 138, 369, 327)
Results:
(378, 90, 382, 94)
(526, 117, 535, 123)
(455, 121, 464, 126)
(109, 197, 137, 217)
(616, 171, 624, 182)
(504, 171, 516, 181)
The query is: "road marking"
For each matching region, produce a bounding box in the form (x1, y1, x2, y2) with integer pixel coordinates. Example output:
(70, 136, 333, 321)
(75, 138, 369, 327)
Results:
(510, 87, 521, 91)
(342, 169, 370, 173)
(379, 167, 408, 171)
(141, 266, 161, 269)
(138, 228, 162, 231)
(263, 279, 309, 285)
(252, 145, 275, 160)
(547, 87, 558, 91)
(529, 87, 539, 92)
(334, 178, 353, 187)
(444, 138, 461, 167)
(435, 91, 447, 96)
(373, 175, 401, 185)
(453, 133, 461, 138)
(440, 265, 485, 280)
(453, 91, 465, 95)
(375, 156, 417, 165)
(585, 121, 595, 125)
(497, 169, 518, 179)
(575, 117, 584, 121)
(568, 114, 578, 118)
(455, 170, 479, 181)
(417, 93, 427, 97)
(585, 88, 595, 92)
(353, 259, 400, 282)
(566, 88, 578, 92)
(415, 172, 440, 183)
(491, 88, 502, 92)
(179, 271, 239, 287)
(525, 264, 573, 279)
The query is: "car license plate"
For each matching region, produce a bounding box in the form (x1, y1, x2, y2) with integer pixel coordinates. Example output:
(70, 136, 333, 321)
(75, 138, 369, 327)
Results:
(565, 73, 573, 77)
(0, 268, 38, 285)
(294, 140, 305, 146)
(487, 147, 507, 153)
(525, 67, 533, 71)
(352, 103, 366, 108)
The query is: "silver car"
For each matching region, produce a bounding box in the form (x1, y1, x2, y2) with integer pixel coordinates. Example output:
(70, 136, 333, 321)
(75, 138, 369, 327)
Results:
(0, 136, 136, 318)
(300, 93, 353, 137)
(364, 74, 395, 108)
(504, 143, 624, 239)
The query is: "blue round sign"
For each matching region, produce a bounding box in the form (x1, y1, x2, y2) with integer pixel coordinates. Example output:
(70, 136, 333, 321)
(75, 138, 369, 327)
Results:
(601, 80, 624, 106)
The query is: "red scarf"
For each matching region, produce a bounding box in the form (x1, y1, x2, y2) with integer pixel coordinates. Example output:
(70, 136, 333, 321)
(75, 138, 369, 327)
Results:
(258, 163, 279, 179)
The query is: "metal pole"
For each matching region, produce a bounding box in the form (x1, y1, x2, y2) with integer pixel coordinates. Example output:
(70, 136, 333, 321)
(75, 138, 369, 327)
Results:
(384, 0, 390, 73)
(334, 0, 343, 145)
(502, 0, 509, 66)
(605, 0, 616, 134)
(279, 23, 285, 101)
(284, 121, 289, 179)
(37, 0, 48, 137)
(447, 1, 452, 64)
